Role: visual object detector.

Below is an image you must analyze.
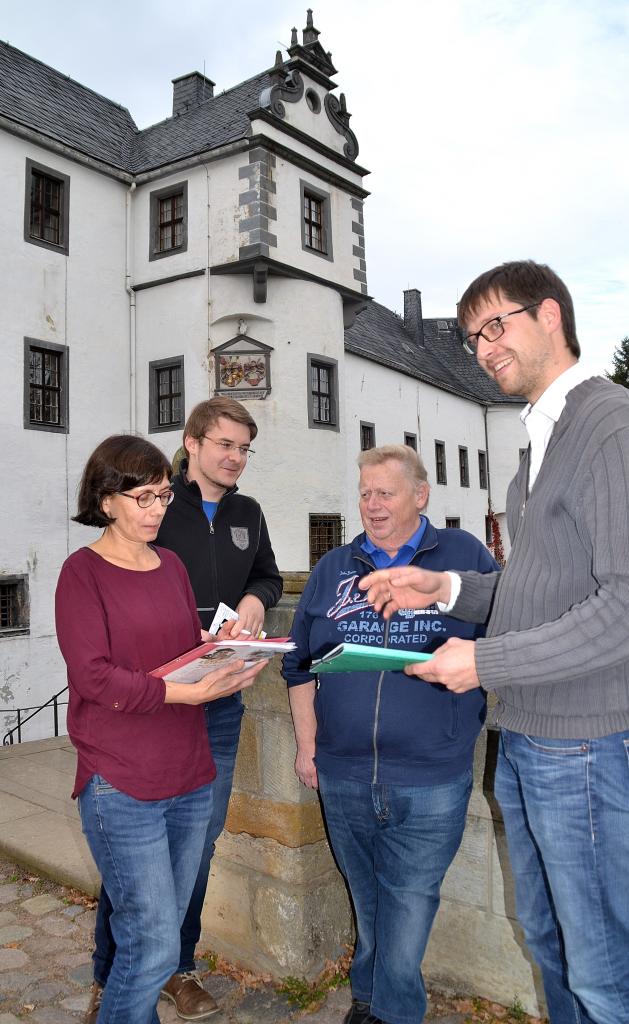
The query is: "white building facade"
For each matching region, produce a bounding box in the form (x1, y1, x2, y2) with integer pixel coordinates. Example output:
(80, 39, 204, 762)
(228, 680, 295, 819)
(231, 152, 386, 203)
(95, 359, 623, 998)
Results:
(0, 12, 526, 739)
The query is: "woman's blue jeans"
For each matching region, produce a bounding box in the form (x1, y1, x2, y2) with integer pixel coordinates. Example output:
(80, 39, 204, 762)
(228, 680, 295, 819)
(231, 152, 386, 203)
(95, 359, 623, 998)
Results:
(79, 774, 213, 1024)
(318, 769, 472, 1024)
(495, 727, 629, 1024)
(93, 694, 243, 986)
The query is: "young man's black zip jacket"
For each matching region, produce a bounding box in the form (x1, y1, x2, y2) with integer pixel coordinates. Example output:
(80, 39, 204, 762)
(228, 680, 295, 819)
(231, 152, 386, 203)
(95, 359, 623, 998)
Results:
(156, 460, 283, 632)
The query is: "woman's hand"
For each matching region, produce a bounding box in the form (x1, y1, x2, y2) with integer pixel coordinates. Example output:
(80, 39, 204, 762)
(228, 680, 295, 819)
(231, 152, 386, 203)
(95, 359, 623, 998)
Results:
(164, 657, 269, 706)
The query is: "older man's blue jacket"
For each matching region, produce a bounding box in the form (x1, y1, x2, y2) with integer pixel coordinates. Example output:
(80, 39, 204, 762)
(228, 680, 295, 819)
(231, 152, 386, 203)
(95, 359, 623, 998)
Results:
(282, 521, 498, 785)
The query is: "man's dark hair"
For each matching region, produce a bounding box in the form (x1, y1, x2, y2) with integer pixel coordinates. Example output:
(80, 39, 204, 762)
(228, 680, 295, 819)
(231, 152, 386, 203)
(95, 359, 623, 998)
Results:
(73, 435, 172, 528)
(457, 260, 580, 358)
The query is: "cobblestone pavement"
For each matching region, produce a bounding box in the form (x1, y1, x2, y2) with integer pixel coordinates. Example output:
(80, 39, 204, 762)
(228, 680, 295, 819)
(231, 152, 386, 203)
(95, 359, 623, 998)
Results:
(0, 856, 470, 1024)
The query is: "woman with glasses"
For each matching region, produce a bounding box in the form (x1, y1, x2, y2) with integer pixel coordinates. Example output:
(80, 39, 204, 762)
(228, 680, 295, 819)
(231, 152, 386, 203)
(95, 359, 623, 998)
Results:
(55, 435, 267, 1024)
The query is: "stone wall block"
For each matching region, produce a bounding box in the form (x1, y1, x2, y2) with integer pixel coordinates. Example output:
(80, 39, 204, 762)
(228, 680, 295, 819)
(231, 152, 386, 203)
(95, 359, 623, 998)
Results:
(200, 859, 253, 950)
(216, 831, 340, 884)
(226, 792, 325, 846)
(440, 815, 490, 909)
(424, 901, 544, 1016)
(233, 712, 261, 794)
(260, 714, 304, 802)
(243, 658, 290, 714)
(252, 876, 353, 975)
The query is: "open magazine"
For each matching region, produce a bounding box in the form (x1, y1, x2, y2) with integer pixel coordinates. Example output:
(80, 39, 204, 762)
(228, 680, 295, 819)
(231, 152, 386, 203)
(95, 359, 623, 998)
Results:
(311, 643, 434, 674)
(153, 637, 296, 684)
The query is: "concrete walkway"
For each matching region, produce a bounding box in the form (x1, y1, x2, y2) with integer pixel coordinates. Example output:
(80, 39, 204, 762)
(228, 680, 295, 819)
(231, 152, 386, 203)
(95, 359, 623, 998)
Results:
(0, 737, 99, 897)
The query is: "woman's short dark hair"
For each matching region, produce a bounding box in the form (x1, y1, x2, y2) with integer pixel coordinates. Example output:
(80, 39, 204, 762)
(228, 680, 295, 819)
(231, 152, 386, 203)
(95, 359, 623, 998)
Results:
(73, 435, 172, 528)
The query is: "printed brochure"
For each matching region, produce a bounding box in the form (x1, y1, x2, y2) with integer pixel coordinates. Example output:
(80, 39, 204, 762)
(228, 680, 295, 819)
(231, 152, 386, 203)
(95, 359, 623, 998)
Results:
(153, 637, 295, 684)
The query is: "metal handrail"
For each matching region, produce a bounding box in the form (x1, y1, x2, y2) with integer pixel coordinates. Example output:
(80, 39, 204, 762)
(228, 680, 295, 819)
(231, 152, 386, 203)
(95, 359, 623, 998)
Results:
(2, 687, 68, 746)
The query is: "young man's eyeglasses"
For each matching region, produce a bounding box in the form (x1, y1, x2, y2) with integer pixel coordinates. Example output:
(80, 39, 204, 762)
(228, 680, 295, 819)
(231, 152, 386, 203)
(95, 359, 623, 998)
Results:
(119, 489, 174, 508)
(202, 436, 255, 458)
(462, 303, 541, 355)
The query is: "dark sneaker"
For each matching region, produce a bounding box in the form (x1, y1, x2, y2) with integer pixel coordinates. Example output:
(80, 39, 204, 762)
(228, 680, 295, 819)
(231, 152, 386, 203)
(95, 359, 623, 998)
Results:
(343, 1000, 379, 1024)
(161, 971, 220, 1021)
(84, 981, 103, 1024)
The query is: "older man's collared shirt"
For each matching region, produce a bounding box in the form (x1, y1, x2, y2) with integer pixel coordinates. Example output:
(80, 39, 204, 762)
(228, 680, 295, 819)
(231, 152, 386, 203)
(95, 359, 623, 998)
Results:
(521, 362, 595, 489)
(360, 517, 427, 568)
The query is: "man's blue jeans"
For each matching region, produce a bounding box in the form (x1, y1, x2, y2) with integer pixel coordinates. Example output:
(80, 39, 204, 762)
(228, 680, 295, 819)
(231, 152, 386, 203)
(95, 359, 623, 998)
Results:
(79, 775, 213, 1024)
(318, 769, 472, 1024)
(93, 695, 244, 985)
(495, 727, 629, 1024)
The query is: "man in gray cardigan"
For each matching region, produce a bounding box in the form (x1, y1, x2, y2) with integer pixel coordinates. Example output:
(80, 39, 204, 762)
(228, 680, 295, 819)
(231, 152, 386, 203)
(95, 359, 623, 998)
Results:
(360, 260, 629, 1024)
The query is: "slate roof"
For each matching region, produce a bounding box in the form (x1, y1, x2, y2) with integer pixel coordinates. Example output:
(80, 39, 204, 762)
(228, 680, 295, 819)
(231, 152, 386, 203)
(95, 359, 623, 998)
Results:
(128, 70, 272, 173)
(0, 40, 276, 174)
(345, 301, 524, 406)
(0, 41, 137, 170)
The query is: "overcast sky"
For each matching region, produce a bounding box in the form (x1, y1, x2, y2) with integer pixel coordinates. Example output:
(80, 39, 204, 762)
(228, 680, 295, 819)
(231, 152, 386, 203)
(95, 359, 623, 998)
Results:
(4, 0, 628, 376)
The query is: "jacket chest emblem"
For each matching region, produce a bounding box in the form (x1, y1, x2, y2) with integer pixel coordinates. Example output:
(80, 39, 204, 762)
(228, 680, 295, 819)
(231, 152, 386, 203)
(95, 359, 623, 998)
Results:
(230, 526, 250, 551)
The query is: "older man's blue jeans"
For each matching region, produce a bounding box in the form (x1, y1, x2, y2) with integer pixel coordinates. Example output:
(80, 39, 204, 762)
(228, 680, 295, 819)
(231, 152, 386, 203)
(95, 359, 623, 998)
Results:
(93, 695, 243, 985)
(495, 727, 629, 1024)
(79, 775, 213, 1024)
(318, 769, 472, 1024)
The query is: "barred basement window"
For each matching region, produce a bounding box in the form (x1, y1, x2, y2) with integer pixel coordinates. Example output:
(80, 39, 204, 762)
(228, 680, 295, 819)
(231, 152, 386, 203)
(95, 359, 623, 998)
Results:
(24, 338, 69, 433)
(0, 576, 29, 635)
(149, 356, 185, 433)
(445, 518, 461, 529)
(309, 514, 344, 569)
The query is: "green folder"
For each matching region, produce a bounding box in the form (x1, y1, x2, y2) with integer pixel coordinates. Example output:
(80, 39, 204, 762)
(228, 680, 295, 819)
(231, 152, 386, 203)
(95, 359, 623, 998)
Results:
(311, 643, 434, 674)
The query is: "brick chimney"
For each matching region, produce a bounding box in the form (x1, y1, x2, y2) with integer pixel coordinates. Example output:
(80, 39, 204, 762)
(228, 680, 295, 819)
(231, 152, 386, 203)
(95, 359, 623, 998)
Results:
(172, 72, 215, 116)
(403, 288, 424, 347)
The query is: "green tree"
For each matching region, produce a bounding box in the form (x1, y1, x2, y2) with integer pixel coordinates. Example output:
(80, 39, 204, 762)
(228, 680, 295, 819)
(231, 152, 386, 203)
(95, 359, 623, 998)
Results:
(607, 336, 629, 388)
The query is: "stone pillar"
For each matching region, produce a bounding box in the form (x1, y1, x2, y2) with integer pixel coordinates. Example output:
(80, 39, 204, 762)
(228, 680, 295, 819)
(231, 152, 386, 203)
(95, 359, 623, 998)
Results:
(199, 576, 353, 979)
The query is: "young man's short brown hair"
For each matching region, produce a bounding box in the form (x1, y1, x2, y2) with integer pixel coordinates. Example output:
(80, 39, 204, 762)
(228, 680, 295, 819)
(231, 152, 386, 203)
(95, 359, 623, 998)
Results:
(183, 397, 258, 454)
(457, 260, 580, 358)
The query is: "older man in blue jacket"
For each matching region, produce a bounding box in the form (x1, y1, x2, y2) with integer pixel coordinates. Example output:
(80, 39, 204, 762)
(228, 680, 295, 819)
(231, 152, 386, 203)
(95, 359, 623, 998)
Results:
(282, 445, 497, 1024)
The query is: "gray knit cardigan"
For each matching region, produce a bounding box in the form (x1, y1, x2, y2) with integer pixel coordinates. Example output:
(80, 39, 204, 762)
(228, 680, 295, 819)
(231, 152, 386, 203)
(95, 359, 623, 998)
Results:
(454, 376, 629, 738)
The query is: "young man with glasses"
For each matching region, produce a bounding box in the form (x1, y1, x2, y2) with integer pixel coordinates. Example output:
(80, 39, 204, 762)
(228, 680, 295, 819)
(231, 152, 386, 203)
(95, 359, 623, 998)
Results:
(88, 397, 282, 1023)
(361, 260, 629, 1024)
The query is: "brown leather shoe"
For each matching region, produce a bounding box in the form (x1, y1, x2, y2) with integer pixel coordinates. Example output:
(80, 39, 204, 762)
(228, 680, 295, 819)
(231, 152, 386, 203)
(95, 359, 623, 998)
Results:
(161, 971, 220, 1020)
(84, 981, 103, 1024)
